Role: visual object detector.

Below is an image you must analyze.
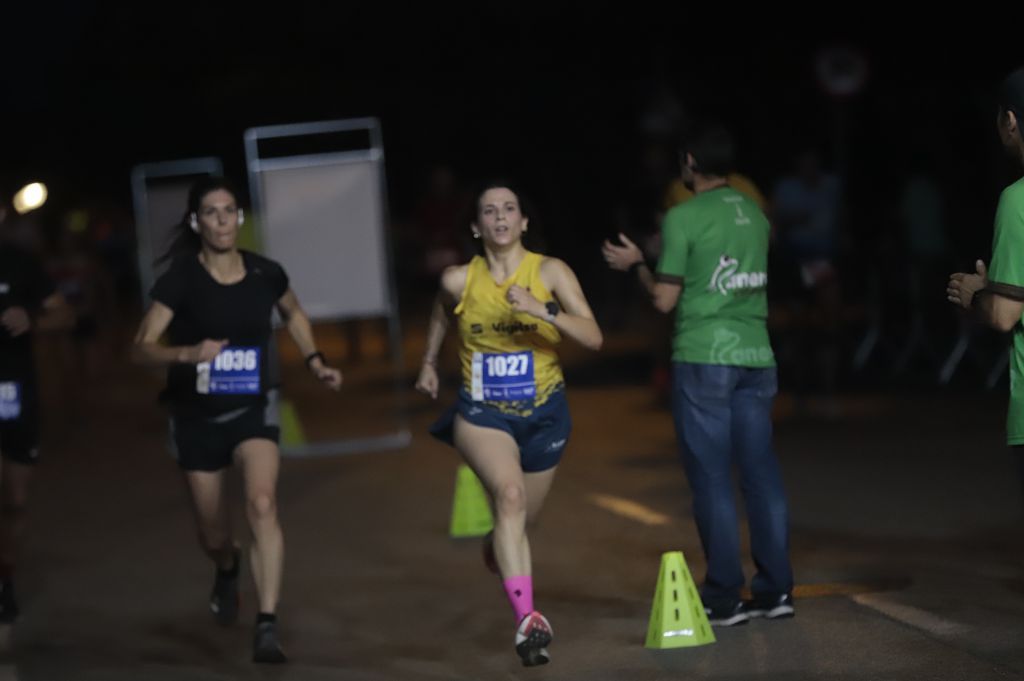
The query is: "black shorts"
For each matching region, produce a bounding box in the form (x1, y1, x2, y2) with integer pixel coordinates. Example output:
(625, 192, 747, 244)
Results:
(169, 401, 280, 472)
(0, 379, 40, 466)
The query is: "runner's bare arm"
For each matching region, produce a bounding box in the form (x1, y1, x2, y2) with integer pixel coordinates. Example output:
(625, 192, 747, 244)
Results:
(537, 258, 603, 351)
(416, 265, 467, 399)
(277, 288, 342, 389)
(132, 301, 226, 366)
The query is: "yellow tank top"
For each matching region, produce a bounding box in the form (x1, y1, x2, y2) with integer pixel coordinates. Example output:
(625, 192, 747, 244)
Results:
(455, 251, 564, 415)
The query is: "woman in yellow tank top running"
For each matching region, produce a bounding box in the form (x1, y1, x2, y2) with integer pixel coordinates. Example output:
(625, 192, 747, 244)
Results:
(416, 183, 602, 667)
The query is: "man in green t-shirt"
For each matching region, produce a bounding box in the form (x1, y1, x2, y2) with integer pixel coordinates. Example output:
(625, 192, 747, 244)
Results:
(603, 125, 794, 626)
(948, 67, 1024, 492)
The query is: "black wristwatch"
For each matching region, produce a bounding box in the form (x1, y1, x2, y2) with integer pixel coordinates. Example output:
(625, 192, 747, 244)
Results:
(544, 301, 559, 322)
(629, 259, 648, 274)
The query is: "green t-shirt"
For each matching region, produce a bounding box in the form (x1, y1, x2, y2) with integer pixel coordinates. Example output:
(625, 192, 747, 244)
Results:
(987, 177, 1024, 445)
(656, 186, 774, 367)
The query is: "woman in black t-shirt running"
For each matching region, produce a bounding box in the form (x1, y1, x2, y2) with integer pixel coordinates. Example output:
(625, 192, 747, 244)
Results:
(132, 177, 341, 664)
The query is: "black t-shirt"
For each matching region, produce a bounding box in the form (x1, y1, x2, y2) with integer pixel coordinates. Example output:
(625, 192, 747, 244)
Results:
(151, 250, 289, 417)
(0, 244, 56, 380)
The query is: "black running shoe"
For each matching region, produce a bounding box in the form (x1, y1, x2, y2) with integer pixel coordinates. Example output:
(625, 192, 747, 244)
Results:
(209, 550, 240, 626)
(253, 621, 288, 664)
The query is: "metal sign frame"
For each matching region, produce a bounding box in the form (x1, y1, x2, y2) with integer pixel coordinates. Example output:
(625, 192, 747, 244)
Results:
(244, 118, 409, 457)
(130, 157, 223, 305)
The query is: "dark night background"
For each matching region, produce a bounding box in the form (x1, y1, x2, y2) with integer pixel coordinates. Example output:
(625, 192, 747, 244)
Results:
(4, 9, 1024, 679)
(2, 5, 1021, 327)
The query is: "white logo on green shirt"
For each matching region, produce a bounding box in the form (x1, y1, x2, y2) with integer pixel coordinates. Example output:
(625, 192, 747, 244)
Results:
(708, 254, 768, 296)
(711, 327, 774, 365)
(711, 328, 741, 364)
(725, 195, 751, 225)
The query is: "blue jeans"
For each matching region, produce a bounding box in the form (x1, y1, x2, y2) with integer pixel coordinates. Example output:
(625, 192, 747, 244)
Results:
(671, 362, 793, 607)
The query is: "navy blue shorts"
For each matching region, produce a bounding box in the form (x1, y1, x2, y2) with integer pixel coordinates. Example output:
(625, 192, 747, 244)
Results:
(429, 389, 571, 473)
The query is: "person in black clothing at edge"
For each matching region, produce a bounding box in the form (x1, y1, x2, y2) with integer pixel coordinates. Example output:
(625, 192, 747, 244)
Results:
(0, 198, 72, 625)
(132, 177, 342, 664)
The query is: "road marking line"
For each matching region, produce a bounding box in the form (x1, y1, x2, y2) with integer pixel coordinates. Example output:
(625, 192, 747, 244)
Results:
(852, 592, 967, 637)
(589, 494, 671, 526)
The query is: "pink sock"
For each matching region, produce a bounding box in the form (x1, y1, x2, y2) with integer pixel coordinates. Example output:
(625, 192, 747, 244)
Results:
(503, 575, 534, 622)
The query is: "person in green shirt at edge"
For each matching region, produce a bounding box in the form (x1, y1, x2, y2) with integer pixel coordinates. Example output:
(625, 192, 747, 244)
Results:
(603, 124, 794, 627)
(948, 66, 1024, 499)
